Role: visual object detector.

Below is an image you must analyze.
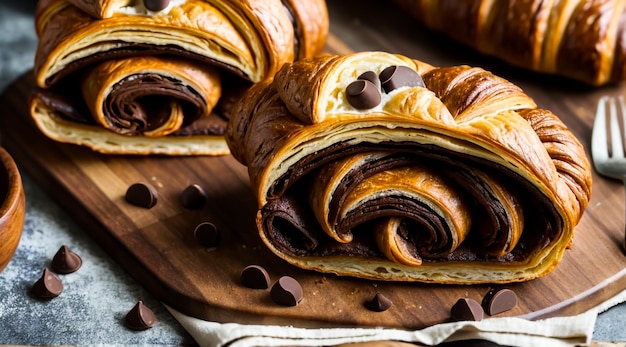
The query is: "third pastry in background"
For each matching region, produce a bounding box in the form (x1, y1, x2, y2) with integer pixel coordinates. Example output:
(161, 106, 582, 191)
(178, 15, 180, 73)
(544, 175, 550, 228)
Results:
(394, 0, 626, 86)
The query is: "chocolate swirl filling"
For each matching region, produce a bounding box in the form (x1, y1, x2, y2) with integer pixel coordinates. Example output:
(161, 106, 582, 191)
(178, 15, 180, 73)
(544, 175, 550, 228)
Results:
(260, 141, 561, 264)
(33, 86, 229, 137)
(104, 73, 205, 136)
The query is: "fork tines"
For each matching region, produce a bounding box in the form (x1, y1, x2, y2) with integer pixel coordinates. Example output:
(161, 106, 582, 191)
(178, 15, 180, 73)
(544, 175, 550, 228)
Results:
(592, 95, 626, 160)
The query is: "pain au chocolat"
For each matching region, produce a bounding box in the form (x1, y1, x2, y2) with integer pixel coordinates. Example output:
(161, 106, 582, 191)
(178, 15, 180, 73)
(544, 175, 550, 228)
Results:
(30, 0, 328, 155)
(226, 51, 592, 284)
(393, 0, 626, 86)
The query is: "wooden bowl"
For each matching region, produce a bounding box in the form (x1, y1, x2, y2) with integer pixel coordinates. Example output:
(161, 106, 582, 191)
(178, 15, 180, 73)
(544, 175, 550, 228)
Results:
(0, 146, 25, 273)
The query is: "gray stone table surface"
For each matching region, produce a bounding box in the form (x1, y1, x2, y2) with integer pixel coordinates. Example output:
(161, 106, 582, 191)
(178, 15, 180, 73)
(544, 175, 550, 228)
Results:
(0, 0, 625, 345)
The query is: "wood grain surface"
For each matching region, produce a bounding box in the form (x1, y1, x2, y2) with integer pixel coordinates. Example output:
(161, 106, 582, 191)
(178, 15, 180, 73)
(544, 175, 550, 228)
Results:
(1, 0, 626, 331)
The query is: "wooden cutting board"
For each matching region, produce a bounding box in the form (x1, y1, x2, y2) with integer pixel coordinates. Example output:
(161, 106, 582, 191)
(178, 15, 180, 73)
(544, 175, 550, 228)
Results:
(1, 0, 626, 330)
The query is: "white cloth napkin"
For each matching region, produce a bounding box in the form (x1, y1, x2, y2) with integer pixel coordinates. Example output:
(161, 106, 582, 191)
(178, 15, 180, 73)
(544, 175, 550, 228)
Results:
(166, 289, 626, 347)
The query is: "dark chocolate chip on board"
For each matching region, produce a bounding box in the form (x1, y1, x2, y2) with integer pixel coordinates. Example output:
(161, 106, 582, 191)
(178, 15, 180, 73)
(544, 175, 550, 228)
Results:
(450, 297, 484, 321)
(180, 184, 207, 209)
(125, 182, 158, 209)
(240, 265, 271, 289)
(124, 300, 156, 330)
(51, 245, 82, 274)
(482, 288, 518, 316)
(346, 79, 382, 110)
(270, 276, 303, 306)
(379, 65, 425, 93)
(365, 293, 393, 312)
(32, 268, 63, 299)
(194, 222, 221, 248)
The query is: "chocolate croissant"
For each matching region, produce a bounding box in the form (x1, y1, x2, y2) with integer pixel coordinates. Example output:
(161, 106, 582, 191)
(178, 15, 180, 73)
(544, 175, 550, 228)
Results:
(30, 0, 328, 155)
(393, 0, 626, 86)
(226, 52, 592, 284)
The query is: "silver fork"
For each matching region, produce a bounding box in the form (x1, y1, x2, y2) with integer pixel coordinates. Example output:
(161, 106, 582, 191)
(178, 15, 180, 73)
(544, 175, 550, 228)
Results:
(591, 95, 626, 253)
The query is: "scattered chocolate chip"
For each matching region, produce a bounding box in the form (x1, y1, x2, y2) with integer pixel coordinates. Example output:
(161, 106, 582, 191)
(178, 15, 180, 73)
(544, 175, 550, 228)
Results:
(194, 222, 221, 248)
(32, 268, 63, 299)
(144, 0, 170, 11)
(124, 301, 156, 330)
(346, 79, 382, 110)
(358, 70, 382, 91)
(482, 288, 517, 316)
(270, 276, 303, 306)
(240, 265, 271, 289)
(450, 298, 484, 321)
(365, 293, 393, 312)
(180, 184, 207, 209)
(125, 182, 158, 209)
(51, 245, 82, 274)
(379, 65, 425, 93)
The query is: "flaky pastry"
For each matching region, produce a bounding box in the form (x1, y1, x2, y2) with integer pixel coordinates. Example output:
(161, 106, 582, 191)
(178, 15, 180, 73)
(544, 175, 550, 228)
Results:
(394, 0, 626, 86)
(226, 51, 592, 284)
(30, 0, 328, 155)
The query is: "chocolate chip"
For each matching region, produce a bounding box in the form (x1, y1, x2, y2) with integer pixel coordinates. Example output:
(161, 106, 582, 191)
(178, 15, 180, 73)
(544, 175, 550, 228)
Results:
(144, 0, 170, 11)
(51, 245, 82, 274)
(32, 268, 63, 299)
(379, 65, 425, 93)
(194, 222, 220, 248)
(482, 288, 517, 316)
(270, 276, 303, 306)
(125, 182, 158, 209)
(240, 265, 271, 289)
(365, 293, 392, 312)
(358, 70, 382, 92)
(180, 184, 207, 209)
(346, 79, 381, 110)
(450, 298, 484, 321)
(124, 301, 156, 330)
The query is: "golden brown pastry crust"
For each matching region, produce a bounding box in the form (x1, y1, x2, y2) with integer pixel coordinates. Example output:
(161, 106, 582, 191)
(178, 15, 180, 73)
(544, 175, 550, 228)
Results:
(64, 0, 130, 19)
(394, 0, 626, 86)
(283, 0, 329, 59)
(31, 0, 328, 155)
(226, 51, 592, 284)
